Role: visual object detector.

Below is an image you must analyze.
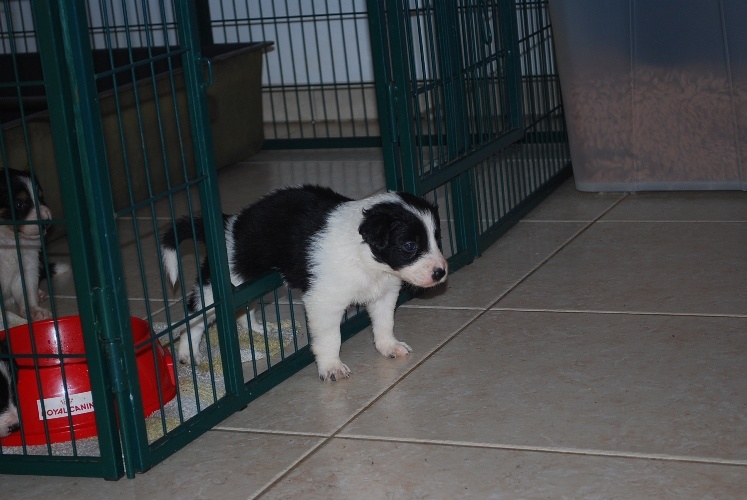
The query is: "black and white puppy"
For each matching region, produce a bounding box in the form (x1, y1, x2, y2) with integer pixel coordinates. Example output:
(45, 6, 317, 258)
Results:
(0, 168, 65, 322)
(0, 340, 20, 438)
(161, 185, 448, 381)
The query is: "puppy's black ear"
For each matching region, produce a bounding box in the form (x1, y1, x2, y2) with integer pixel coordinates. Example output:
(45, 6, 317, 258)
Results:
(359, 204, 395, 251)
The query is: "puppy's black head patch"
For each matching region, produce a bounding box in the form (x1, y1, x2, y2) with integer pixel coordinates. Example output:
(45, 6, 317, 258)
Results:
(359, 198, 437, 271)
(0, 168, 46, 221)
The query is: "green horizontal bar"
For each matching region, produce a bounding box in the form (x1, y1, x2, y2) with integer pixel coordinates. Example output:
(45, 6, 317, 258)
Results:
(0, 81, 45, 89)
(93, 48, 189, 81)
(0, 455, 118, 480)
(413, 127, 525, 195)
(232, 271, 285, 306)
(263, 137, 382, 150)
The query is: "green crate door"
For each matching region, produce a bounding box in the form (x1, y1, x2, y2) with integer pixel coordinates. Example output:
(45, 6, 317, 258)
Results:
(368, 0, 524, 265)
(30, 0, 239, 478)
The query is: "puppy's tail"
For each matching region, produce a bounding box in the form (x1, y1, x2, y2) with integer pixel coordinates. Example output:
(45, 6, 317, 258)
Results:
(38, 259, 71, 282)
(160, 214, 231, 286)
(160, 215, 206, 287)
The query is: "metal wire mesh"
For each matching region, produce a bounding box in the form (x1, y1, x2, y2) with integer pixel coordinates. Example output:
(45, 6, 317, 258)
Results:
(201, 0, 379, 145)
(0, 0, 569, 479)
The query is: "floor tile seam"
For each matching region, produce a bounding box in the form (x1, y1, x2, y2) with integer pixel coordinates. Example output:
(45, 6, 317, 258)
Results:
(238, 160, 386, 166)
(598, 219, 747, 224)
(399, 304, 484, 311)
(486, 194, 630, 312)
(521, 219, 747, 224)
(489, 307, 747, 319)
(334, 434, 747, 467)
(520, 219, 598, 223)
(211, 426, 329, 439)
(250, 437, 331, 500)
(250, 311, 489, 496)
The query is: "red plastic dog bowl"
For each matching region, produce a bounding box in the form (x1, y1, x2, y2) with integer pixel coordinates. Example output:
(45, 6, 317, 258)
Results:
(0, 316, 175, 446)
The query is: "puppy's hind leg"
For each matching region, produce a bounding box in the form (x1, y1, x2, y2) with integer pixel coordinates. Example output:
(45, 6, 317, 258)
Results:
(367, 285, 412, 359)
(178, 284, 214, 365)
(179, 319, 208, 365)
(236, 307, 264, 334)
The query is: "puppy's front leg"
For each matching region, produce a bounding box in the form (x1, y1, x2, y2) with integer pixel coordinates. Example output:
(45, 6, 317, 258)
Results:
(15, 256, 51, 322)
(305, 294, 351, 381)
(367, 284, 412, 359)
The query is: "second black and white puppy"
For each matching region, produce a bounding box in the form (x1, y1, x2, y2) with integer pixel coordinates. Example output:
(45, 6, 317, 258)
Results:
(0, 340, 20, 438)
(0, 168, 67, 322)
(161, 185, 448, 381)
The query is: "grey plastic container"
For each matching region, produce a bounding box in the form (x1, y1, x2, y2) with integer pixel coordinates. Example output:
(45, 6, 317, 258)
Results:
(548, 0, 747, 191)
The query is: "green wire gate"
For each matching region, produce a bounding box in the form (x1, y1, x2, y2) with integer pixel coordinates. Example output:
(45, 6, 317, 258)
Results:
(0, 0, 569, 479)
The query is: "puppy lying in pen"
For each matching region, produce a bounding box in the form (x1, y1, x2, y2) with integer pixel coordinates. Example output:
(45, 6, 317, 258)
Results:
(160, 185, 448, 381)
(0, 168, 67, 322)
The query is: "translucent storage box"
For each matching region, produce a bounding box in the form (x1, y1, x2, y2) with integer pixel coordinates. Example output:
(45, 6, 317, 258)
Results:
(548, 0, 747, 191)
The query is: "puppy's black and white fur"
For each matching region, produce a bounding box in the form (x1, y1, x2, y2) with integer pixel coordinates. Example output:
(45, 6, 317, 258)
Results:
(0, 340, 20, 438)
(0, 168, 66, 322)
(161, 185, 448, 381)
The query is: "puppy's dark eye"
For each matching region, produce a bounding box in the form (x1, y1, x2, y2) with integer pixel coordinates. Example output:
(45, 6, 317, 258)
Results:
(402, 241, 417, 253)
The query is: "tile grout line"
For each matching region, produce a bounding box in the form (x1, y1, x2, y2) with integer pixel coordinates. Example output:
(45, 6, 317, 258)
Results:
(335, 434, 747, 467)
(396, 305, 747, 319)
(248, 314, 486, 499)
(523, 219, 747, 224)
(212, 427, 328, 438)
(210, 427, 747, 468)
(250, 197, 632, 498)
(478, 194, 630, 313)
(400, 304, 484, 311)
(489, 307, 747, 319)
(598, 219, 746, 224)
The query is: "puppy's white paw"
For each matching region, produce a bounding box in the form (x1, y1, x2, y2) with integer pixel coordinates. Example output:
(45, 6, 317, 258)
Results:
(27, 306, 52, 322)
(317, 359, 351, 382)
(37, 289, 48, 301)
(376, 340, 413, 359)
(178, 337, 202, 365)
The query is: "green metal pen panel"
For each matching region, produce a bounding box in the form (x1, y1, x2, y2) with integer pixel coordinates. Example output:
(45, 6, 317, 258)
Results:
(0, 0, 256, 479)
(368, 0, 570, 270)
(0, 0, 569, 480)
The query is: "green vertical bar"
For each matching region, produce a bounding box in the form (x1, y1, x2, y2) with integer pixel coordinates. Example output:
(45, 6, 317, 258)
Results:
(383, 0, 424, 194)
(32, 0, 117, 476)
(499, 0, 523, 131)
(434, 2, 467, 158)
(194, 0, 214, 46)
(173, 0, 243, 394)
(32, 0, 145, 479)
(433, 3, 478, 260)
(366, 0, 403, 191)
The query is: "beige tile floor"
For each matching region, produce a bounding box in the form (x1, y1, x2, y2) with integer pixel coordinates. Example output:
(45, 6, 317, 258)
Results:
(4, 149, 747, 498)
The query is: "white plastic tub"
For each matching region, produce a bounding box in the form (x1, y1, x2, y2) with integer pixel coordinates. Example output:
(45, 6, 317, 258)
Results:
(549, 0, 747, 191)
